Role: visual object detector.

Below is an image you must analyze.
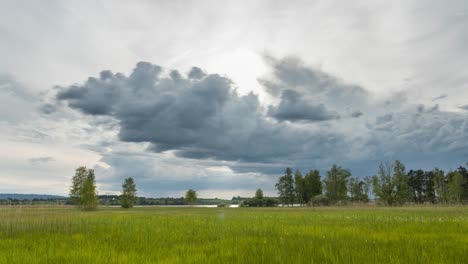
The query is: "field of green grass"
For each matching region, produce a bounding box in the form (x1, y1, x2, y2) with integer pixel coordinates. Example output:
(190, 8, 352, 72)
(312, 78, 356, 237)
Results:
(0, 206, 467, 263)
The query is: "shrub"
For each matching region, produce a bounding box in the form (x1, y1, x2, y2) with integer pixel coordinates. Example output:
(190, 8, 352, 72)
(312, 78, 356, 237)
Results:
(310, 194, 330, 206)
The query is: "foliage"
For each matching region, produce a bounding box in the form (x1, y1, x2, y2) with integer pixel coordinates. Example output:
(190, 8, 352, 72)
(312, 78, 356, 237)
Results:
(348, 177, 369, 202)
(69, 166, 98, 210)
(433, 168, 449, 203)
(80, 170, 98, 211)
(447, 171, 464, 203)
(323, 165, 351, 204)
(309, 194, 330, 206)
(69, 166, 88, 206)
(372, 160, 410, 205)
(184, 189, 198, 204)
(254, 188, 264, 200)
(240, 198, 278, 207)
(275, 168, 295, 206)
(303, 170, 322, 204)
(120, 177, 137, 208)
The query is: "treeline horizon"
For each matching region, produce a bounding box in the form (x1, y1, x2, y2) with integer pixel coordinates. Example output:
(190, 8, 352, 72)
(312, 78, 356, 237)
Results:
(1, 161, 467, 207)
(272, 160, 468, 207)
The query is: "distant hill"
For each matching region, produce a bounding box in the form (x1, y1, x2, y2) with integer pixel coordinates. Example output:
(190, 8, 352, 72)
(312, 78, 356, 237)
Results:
(0, 194, 67, 200)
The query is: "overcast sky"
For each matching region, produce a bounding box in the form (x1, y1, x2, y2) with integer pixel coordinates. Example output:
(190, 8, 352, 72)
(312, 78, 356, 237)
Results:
(1, 0, 467, 198)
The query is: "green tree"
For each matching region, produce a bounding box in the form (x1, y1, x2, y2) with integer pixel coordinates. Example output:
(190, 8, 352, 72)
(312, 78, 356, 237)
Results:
(275, 168, 295, 206)
(433, 168, 449, 203)
(303, 170, 322, 204)
(120, 177, 137, 208)
(447, 171, 464, 203)
(372, 160, 410, 205)
(456, 166, 468, 202)
(348, 177, 369, 202)
(254, 188, 264, 200)
(80, 169, 98, 210)
(69, 166, 88, 206)
(185, 189, 197, 205)
(294, 170, 305, 205)
(363, 176, 373, 199)
(393, 160, 410, 204)
(70, 166, 98, 210)
(372, 162, 395, 205)
(323, 165, 351, 204)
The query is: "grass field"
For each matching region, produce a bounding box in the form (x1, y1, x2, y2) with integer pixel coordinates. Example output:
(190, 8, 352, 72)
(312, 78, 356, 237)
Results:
(0, 206, 467, 263)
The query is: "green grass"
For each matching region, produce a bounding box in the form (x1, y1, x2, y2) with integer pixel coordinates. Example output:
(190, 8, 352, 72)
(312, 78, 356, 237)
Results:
(0, 206, 467, 263)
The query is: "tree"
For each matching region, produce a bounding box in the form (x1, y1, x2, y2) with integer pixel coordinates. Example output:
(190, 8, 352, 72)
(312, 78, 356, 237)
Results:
(407, 169, 435, 204)
(185, 189, 197, 205)
(294, 170, 305, 205)
(303, 170, 322, 204)
(120, 177, 137, 208)
(323, 165, 351, 204)
(447, 171, 464, 203)
(69, 166, 88, 206)
(393, 160, 410, 204)
(433, 168, 449, 203)
(275, 168, 295, 206)
(254, 188, 264, 200)
(348, 177, 369, 202)
(81, 169, 98, 210)
(456, 166, 468, 202)
(372, 161, 410, 205)
(372, 162, 395, 205)
(69, 166, 98, 210)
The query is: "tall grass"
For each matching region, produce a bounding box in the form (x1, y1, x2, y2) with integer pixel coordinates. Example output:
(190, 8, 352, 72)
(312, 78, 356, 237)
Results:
(0, 206, 467, 263)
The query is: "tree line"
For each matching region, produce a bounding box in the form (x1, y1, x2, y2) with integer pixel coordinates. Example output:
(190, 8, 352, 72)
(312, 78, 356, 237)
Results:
(68, 160, 467, 210)
(69, 166, 198, 210)
(274, 161, 468, 206)
(70, 166, 137, 210)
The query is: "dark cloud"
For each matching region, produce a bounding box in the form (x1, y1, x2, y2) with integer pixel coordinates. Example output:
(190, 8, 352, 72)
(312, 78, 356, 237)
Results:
(351, 111, 363, 118)
(55, 61, 346, 163)
(268, 89, 339, 122)
(54, 57, 468, 180)
(459, 104, 468, 110)
(188, 67, 206, 80)
(258, 56, 369, 124)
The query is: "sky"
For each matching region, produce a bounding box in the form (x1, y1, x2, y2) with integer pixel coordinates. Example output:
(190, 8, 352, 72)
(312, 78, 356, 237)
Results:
(1, 0, 468, 198)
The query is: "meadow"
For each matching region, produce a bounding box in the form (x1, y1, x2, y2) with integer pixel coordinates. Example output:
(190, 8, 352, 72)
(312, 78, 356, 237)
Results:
(0, 206, 467, 263)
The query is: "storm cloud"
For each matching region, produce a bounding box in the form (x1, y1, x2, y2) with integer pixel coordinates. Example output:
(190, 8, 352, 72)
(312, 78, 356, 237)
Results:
(54, 57, 468, 178)
(55, 61, 349, 164)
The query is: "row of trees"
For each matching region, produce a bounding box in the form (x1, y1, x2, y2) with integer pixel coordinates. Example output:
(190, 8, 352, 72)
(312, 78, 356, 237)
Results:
(239, 189, 278, 207)
(70, 166, 200, 210)
(70, 166, 137, 210)
(275, 161, 468, 206)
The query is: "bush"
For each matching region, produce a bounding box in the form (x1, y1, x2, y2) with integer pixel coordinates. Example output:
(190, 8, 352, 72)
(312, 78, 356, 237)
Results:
(310, 194, 330, 206)
(240, 198, 278, 207)
(217, 203, 229, 207)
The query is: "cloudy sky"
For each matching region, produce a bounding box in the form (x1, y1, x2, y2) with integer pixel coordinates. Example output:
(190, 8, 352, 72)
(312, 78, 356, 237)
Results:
(1, 0, 468, 198)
